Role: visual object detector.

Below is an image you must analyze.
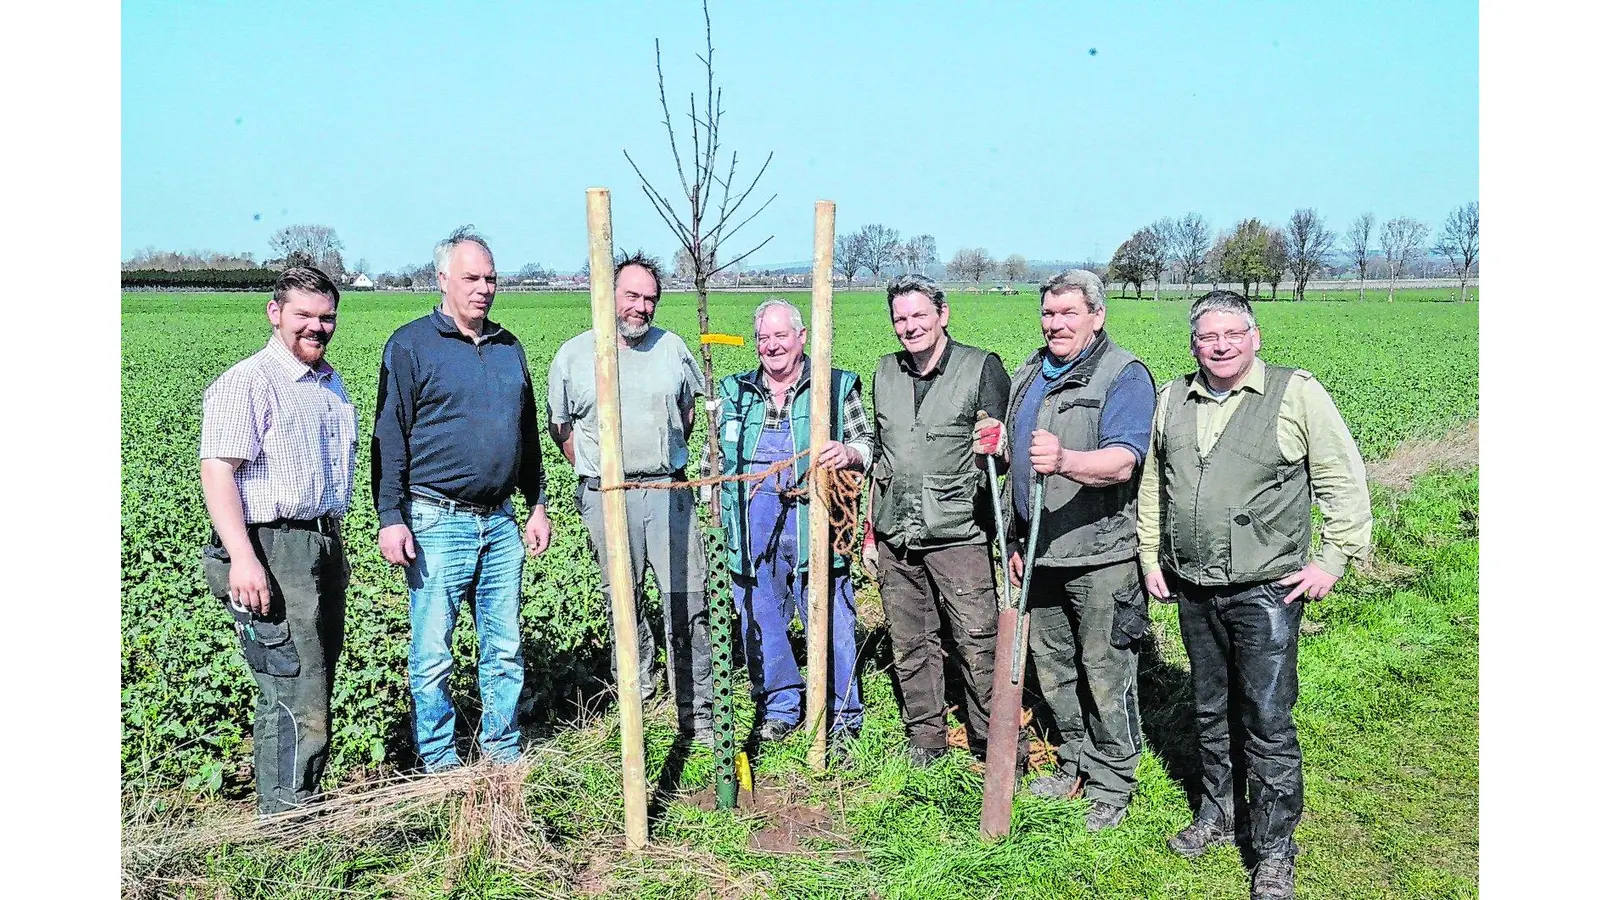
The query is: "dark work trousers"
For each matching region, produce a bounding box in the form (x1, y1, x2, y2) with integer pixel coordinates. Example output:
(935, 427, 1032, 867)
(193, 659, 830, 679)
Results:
(576, 477, 713, 731)
(877, 539, 1027, 758)
(1027, 559, 1144, 804)
(1176, 576, 1305, 861)
(203, 522, 348, 815)
(733, 416, 864, 734)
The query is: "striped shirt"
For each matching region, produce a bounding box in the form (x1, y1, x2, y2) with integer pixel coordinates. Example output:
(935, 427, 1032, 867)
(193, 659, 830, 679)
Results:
(200, 337, 358, 523)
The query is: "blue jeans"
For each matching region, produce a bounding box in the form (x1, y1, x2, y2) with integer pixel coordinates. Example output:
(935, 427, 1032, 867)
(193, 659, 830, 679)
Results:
(404, 498, 526, 770)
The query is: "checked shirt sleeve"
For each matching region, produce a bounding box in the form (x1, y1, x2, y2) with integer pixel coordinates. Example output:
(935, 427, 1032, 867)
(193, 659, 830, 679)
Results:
(841, 383, 874, 470)
(199, 368, 263, 462)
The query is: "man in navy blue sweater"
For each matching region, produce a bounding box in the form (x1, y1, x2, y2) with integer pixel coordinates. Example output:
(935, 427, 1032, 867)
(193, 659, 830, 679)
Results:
(371, 226, 552, 772)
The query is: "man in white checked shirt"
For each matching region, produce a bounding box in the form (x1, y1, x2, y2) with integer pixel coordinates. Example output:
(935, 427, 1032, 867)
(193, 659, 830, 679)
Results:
(198, 266, 357, 816)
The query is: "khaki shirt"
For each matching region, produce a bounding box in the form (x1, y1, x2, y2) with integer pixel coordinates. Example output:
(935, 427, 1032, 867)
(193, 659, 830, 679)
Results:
(1136, 360, 1373, 579)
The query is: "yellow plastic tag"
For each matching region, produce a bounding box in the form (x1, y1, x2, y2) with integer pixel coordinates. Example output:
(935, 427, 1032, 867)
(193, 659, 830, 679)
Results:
(735, 750, 754, 791)
(701, 333, 745, 346)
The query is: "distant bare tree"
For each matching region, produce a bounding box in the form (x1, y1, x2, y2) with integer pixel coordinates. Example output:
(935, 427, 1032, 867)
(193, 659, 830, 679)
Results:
(944, 249, 971, 284)
(268, 225, 345, 278)
(623, 0, 776, 508)
(1379, 216, 1430, 302)
(834, 232, 868, 286)
(1344, 213, 1375, 301)
(947, 248, 993, 287)
(1285, 208, 1336, 301)
(891, 240, 916, 276)
(1434, 201, 1479, 302)
(673, 245, 696, 281)
(858, 224, 901, 284)
(1002, 253, 1029, 282)
(1150, 217, 1177, 301)
(1173, 213, 1211, 298)
(969, 248, 995, 287)
(903, 234, 938, 275)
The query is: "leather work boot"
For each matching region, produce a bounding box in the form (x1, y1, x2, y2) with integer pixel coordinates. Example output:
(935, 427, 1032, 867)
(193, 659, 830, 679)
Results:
(907, 745, 948, 768)
(1029, 773, 1086, 801)
(1251, 857, 1296, 900)
(1084, 799, 1129, 832)
(757, 719, 796, 742)
(1167, 819, 1235, 859)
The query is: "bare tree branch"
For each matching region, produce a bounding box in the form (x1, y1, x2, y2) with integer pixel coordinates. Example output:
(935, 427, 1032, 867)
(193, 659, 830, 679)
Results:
(711, 192, 777, 250)
(708, 234, 774, 277)
(651, 40, 693, 203)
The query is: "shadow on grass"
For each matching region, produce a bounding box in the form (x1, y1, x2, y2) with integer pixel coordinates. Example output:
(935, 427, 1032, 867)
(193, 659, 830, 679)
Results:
(647, 734, 695, 825)
(1132, 632, 1203, 810)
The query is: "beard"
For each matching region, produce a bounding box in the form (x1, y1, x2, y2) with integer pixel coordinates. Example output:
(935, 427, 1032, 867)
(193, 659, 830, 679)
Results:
(617, 315, 651, 341)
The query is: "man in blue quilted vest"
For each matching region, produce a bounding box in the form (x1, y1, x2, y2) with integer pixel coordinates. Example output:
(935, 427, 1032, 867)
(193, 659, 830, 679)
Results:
(718, 298, 872, 763)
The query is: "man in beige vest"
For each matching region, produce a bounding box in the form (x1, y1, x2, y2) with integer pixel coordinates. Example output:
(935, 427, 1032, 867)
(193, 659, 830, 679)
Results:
(1140, 291, 1371, 900)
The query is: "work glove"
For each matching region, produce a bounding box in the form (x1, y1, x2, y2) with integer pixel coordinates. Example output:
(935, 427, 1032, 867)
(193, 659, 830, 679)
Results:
(972, 410, 1006, 457)
(861, 521, 880, 582)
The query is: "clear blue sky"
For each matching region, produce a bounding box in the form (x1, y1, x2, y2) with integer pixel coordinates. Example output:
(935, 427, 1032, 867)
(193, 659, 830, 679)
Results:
(121, 0, 1478, 273)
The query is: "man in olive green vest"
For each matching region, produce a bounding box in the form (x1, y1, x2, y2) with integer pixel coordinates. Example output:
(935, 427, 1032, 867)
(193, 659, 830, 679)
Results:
(867, 274, 1026, 773)
(976, 269, 1156, 833)
(1140, 291, 1371, 900)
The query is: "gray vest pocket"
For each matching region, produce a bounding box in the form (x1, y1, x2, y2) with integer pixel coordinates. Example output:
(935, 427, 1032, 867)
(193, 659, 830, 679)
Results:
(1227, 505, 1301, 577)
(921, 470, 981, 541)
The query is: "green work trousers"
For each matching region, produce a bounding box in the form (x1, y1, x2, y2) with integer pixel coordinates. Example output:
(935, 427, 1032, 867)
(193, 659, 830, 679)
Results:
(1026, 558, 1146, 805)
(203, 522, 348, 814)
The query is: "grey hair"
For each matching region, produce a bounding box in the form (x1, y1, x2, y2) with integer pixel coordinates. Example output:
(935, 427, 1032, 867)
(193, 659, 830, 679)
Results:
(1039, 269, 1106, 313)
(886, 273, 947, 314)
(433, 225, 494, 278)
(752, 297, 805, 337)
(1187, 290, 1257, 333)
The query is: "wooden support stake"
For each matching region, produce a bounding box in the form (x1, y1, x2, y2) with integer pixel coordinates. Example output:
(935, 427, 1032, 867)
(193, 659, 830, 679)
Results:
(806, 200, 837, 772)
(587, 188, 649, 848)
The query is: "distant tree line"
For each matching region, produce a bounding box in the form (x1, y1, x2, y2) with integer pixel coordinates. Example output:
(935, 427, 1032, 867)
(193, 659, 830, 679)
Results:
(124, 204, 1480, 302)
(121, 268, 281, 291)
(1103, 203, 1479, 303)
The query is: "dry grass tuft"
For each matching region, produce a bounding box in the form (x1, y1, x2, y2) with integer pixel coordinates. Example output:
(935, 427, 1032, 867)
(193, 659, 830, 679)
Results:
(447, 762, 547, 870)
(122, 754, 577, 896)
(1366, 419, 1478, 493)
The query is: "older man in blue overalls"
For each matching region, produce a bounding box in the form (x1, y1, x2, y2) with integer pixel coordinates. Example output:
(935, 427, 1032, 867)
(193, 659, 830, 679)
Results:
(718, 298, 873, 763)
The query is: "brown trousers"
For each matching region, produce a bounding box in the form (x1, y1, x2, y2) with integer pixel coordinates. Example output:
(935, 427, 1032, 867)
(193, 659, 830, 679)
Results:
(877, 539, 1024, 757)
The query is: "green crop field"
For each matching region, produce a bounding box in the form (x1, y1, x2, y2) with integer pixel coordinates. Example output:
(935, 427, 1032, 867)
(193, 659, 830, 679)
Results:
(121, 289, 1479, 898)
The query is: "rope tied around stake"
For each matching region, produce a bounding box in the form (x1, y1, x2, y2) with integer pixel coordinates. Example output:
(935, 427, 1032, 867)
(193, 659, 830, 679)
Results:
(601, 447, 864, 559)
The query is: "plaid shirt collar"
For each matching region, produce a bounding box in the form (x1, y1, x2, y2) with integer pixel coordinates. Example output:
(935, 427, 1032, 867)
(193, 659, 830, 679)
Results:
(263, 335, 335, 383)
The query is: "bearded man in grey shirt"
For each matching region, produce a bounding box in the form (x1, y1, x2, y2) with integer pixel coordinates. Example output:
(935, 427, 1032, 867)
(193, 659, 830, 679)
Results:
(547, 253, 713, 744)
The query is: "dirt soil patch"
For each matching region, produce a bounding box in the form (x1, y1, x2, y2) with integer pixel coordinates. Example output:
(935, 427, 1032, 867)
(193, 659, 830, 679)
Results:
(685, 776, 852, 855)
(1366, 419, 1478, 493)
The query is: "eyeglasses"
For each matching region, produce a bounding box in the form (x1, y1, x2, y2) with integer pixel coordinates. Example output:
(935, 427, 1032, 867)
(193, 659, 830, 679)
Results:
(1192, 328, 1253, 348)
